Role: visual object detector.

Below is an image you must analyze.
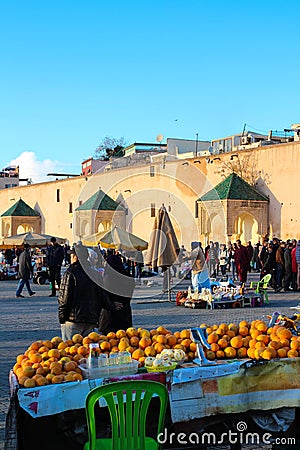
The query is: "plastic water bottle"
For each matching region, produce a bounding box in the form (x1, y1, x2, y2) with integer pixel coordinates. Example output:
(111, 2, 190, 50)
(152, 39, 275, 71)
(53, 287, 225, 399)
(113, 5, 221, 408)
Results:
(87, 343, 100, 369)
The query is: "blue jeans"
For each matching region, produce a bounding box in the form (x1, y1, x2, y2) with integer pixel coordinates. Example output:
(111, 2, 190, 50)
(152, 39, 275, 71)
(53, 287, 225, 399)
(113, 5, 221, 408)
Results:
(16, 278, 34, 296)
(192, 270, 211, 291)
(61, 321, 95, 341)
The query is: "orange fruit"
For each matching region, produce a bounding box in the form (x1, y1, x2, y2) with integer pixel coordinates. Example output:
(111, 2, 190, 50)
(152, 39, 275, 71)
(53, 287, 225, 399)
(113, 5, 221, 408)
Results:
(118, 341, 128, 352)
(30, 341, 42, 351)
(277, 348, 287, 358)
(156, 334, 167, 345)
(116, 329, 127, 339)
(48, 349, 60, 359)
(247, 348, 255, 359)
(29, 352, 43, 364)
(239, 320, 249, 328)
(51, 336, 63, 346)
(268, 340, 280, 350)
(256, 334, 269, 345)
(129, 336, 139, 347)
(216, 328, 226, 336)
(157, 326, 169, 335)
(210, 343, 219, 352)
(254, 348, 265, 360)
(42, 340, 53, 349)
(126, 327, 139, 337)
(144, 346, 156, 357)
(224, 347, 236, 358)
(219, 323, 228, 331)
(256, 322, 268, 333)
(206, 350, 216, 360)
(280, 338, 290, 348)
(226, 330, 236, 338)
(237, 347, 247, 358)
(51, 375, 65, 384)
(139, 337, 152, 349)
(106, 331, 116, 340)
(290, 340, 299, 350)
(276, 328, 292, 340)
(250, 329, 261, 339)
(230, 336, 243, 349)
(100, 341, 111, 351)
(207, 332, 219, 344)
(287, 349, 298, 358)
(218, 338, 228, 349)
(180, 329, 190, 339)
(153, 342, 166, 353)
(166, 335, 177, 347)
(255, 341, 266, 349)
(132, 348, 144, 360)
(216, 350, 225, 359)
(22, 366, 35, 378)
(239, 327, 249, 337)
(228, 323, 239, 333)
(140, 329, 151, 338)
(24, 378, 36, 388)
(190, 342, 197, 352)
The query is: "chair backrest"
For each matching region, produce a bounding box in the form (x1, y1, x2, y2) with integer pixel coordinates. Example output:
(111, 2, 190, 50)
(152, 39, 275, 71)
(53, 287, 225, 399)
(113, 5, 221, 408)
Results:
(85, 379, 168, 450)
(260, 273, 272, 288)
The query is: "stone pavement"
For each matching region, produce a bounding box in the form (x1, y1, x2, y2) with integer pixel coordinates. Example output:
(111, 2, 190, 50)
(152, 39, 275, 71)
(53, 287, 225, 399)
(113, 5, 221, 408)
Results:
(0, 275, 299, 450)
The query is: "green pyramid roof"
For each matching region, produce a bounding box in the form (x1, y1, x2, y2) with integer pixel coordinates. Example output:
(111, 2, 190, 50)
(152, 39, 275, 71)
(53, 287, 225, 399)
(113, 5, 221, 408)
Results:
(1, 199, 40, 217)
(199, 172, 269, 202)
(75, 189, 124, 211)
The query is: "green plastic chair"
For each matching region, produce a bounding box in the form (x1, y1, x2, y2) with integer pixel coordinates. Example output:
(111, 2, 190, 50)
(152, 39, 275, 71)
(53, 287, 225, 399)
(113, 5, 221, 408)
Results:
(83, 380, 168, 450)
(249, 273, 272, 304)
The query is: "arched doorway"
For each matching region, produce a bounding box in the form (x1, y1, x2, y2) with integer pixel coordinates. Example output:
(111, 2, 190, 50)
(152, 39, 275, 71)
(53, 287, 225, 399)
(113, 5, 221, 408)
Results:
(17, 224, 33, 234)
(236, 213, 259, 244)
(208, 213, 226, 244)
(98, 220, 111, 233)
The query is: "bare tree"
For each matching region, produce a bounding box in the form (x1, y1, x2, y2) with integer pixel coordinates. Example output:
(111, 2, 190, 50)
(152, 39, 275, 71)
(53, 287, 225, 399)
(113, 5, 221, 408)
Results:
(94, 136, 127, 160)
(215, 153, 269, 186)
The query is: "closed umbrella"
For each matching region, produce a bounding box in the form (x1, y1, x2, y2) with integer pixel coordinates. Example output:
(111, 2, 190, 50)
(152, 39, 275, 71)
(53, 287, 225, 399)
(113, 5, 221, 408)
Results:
(2, 232, 66, 246)
(83, 226, 148, 252)
(145, 205, 179, 301)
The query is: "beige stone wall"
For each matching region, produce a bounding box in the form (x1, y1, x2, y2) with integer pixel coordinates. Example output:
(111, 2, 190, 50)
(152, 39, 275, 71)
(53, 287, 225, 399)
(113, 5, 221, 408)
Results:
(0, 140, 299, 247)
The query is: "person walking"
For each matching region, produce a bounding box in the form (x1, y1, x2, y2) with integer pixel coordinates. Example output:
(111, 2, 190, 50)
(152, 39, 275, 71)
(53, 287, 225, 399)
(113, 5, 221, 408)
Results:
(191, 242, 211, 292)
(207, 241, 218, 278)
(58, 243, 122, 341)
(284, 242, 293, 291)
(15, 244, 35, 298)
(234, 240, 250, 283)
(134, 246, 144, 284)
(275, 241, 285, 292)
(46, 237, 64, 297)
(219, 244, 228, 276)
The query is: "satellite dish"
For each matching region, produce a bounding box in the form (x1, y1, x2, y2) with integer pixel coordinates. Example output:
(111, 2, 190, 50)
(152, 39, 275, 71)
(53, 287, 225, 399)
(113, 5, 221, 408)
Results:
(156, 134, 164, 143)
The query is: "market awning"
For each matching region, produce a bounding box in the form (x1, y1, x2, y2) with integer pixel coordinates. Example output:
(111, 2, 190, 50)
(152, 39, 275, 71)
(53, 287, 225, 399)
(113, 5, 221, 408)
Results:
(2, 232, 66, 247)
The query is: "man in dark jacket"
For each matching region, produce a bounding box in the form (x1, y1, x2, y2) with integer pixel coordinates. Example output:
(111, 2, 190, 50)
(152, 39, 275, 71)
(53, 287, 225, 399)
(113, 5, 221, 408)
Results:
(46, 237, 64, 297)
(15, 244, 35, 298)
(99, 249, 135, 334)
(58, 243, 122, 340)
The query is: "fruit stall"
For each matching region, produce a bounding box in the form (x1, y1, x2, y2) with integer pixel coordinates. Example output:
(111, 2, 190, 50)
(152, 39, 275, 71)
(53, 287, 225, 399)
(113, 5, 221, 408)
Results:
(6, 320, 300, 449)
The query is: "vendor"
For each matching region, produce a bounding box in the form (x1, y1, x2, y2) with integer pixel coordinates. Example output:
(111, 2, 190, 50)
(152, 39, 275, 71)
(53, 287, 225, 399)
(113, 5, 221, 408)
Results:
(191, 242, 211, 292)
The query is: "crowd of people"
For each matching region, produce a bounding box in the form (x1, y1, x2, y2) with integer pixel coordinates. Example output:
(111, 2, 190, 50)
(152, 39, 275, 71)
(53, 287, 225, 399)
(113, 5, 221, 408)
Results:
(190, 237, 300, 293)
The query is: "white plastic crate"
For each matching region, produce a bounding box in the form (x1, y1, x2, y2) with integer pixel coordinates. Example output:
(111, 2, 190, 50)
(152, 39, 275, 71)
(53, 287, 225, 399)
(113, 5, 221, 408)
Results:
(79, 360, 139, 379)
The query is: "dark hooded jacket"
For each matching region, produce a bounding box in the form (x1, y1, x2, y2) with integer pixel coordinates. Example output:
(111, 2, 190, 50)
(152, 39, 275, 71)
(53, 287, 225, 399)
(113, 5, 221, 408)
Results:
(58, 260, 115, 325)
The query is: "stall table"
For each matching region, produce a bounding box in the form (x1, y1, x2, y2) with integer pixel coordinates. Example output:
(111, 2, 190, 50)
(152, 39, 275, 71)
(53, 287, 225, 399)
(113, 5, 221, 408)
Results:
(5, 358, 300, 449)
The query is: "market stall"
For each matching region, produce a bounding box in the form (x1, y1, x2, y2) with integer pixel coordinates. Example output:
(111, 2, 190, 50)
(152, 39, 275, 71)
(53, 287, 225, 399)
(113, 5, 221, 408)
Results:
(5, 320, 300, 449)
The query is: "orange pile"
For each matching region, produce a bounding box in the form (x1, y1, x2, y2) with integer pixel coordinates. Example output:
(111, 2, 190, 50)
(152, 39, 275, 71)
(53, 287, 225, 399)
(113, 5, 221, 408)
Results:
(203, 320, 300, 361)
(13, 321, 300, 388)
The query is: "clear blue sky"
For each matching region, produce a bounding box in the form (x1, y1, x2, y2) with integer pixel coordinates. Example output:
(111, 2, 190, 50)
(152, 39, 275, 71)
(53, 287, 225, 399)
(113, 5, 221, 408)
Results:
(0, 0, 299, 179)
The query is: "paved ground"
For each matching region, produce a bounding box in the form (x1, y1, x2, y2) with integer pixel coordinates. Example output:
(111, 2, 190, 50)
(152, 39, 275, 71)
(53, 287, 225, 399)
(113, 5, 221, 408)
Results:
(1, 274, 299, 449)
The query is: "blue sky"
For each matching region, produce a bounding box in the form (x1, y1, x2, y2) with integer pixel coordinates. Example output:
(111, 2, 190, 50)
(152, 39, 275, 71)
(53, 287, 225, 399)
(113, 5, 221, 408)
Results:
(0, 0, 299, 181)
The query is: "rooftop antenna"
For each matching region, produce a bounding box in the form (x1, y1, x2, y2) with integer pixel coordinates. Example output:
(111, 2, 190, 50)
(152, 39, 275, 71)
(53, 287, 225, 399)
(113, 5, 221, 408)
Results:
(241, 123, 246, 137)
(156, 134, 164, 144)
